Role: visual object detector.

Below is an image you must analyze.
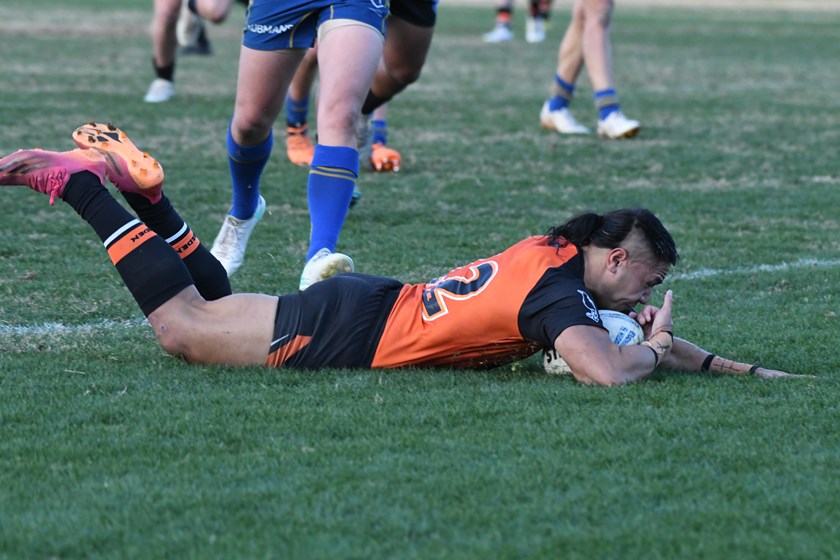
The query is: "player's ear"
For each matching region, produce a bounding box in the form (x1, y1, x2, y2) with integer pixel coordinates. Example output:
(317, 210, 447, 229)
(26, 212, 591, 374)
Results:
(606, 247, 629, 272)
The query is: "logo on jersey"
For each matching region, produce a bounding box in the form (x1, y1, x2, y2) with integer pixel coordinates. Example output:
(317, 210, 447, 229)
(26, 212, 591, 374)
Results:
(422, 261, 498, 321)
(577, 289, 600, 322)
(370, 0, 388, 8)
(245, 23, 294, 35)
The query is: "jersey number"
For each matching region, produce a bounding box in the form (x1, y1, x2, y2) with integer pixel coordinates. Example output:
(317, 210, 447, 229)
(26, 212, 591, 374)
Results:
(422, 261, 498, 320)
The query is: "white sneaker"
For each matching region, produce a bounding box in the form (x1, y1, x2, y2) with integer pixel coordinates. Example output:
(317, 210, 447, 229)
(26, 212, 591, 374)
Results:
(143, 78, 174, 103)
(539, 102, 590, 134)
(299, 248, 354, 291)
(597, 111, 640, 139)
(210, 195, 266, 277)
(176, 0, 201, 47)
(482, 24, 514, 43)
(525, 17, 546, 43)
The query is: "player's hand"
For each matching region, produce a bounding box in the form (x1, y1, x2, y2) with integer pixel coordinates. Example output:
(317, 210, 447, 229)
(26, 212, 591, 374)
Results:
(632, 290, 673, 337)
(370, 143, 401, 173)
(753, 367, 815, 379)
(630, 305, 657, 328)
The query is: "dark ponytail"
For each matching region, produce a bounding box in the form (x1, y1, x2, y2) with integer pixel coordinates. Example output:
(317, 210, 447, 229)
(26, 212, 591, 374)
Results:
(548, 208, 679, 265)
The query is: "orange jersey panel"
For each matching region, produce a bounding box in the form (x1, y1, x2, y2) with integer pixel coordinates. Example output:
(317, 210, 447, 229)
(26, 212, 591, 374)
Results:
(372, 236, 582, 368)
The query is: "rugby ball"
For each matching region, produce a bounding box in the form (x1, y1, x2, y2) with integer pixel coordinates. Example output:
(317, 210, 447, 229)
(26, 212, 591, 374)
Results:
(542, 310, 644, 375)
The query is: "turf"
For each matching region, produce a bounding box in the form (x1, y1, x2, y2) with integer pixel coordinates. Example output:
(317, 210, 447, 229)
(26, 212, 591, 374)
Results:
(1, 1, 839, 558)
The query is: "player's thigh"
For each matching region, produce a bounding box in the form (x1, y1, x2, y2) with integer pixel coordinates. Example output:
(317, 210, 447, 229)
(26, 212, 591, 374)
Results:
(232, 47, 304, 141)
(382, 16, 435, 83)
(316, 23, 383, 144)
(153, 0, 181, 23)
(581, 0, 614, 25)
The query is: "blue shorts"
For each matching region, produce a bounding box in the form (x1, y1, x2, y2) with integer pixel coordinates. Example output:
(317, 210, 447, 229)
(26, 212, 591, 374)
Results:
(243, 0, 390, 51)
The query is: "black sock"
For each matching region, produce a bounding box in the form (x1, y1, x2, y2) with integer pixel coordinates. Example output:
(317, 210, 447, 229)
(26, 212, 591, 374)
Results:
(153, 58, 175, 82)
(121, 192, 232, 300)
(61, 172, 194, 316)
(361, 91, 392, 116)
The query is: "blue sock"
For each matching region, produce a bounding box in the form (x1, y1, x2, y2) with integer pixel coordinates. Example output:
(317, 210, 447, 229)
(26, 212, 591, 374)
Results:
(594, 88, 620, 120)
(227, 125, 273, 219)
(306, 145, 359, 260)
(371, 119, 388, 145)
(548, 75, 575, 111)
(285, 94, 310, 127)
(371, 119, 388, 144)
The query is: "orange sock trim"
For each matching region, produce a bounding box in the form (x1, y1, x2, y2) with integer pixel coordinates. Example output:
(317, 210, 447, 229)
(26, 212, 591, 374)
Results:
(105, 221, 157, 265)
(170, 228, 201, 260)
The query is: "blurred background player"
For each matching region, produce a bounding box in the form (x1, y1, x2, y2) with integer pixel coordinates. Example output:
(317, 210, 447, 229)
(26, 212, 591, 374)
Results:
(284, 47, 401, 174)
(483, 0, 553, 44)
(538, 0, 639, 139)
(288, 0, 441, 174)
(144, 0, 244, 103)
(209, 0, 389, 290)
(210, 0, 435, 288)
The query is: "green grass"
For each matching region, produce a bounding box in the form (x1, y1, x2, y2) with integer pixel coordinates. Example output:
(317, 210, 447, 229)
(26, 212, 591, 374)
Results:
(2, 1, 840, 558)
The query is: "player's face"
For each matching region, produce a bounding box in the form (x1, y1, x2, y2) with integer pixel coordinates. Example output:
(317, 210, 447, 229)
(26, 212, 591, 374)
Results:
(605, 257, 670, 312)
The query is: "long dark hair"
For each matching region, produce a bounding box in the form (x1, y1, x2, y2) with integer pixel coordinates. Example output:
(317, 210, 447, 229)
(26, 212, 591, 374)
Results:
(547, 208, 679, 265)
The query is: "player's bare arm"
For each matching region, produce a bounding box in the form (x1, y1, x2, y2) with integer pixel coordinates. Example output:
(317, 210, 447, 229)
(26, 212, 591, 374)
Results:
(554, 291, 674, 387)
(662, 338, 804, 379)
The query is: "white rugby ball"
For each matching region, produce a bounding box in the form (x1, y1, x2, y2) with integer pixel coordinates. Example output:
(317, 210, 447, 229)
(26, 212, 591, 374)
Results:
(542, 310, 644, 375)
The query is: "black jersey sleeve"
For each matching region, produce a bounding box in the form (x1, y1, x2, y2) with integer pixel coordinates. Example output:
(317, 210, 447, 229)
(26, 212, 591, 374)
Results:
(517, 254, 605, 348)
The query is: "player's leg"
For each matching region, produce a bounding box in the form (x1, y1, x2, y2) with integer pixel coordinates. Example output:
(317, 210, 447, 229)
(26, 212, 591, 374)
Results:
(1, 146, 272, 366)
(285, 46, 319, 167)
(578, 0, 639, 139)
(72, 122, 231, 300)
(191, 0, 237, 23)
(146, 0, 181, 102)
(539, 0, 589, 134)
(483, 0, 514, 43)
(150, 289, 278, 366)
(359, 8, 435, 172)
(369, 103, 400, 173)
(362, 13, 434, 120)
(299, 19, 384, 290)
(210, 44, 306, 276)
(526, 0, 551, 43)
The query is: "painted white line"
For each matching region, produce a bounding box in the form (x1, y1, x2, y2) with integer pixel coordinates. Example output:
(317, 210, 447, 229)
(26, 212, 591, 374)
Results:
(2, 258, 839, 338)
(0, 318, 147, 337)
(670, 258, 840, 282)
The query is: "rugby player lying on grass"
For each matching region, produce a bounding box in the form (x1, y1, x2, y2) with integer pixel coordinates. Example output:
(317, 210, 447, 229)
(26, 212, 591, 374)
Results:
(0, 123, 799, 385)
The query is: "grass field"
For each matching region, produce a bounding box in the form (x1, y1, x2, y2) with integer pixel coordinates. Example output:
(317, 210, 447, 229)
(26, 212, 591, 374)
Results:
(1, 1, 840, 558)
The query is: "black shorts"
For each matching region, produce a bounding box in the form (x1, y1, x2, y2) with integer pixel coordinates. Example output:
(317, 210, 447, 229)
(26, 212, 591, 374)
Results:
(390, 0, 437, 28)
(266, 274, 404, 369)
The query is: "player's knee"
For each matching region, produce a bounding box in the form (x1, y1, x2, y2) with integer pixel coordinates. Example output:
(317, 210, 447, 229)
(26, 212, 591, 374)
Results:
(390, 65, 422, 88)
(201, 6, 230, 23)
(149, 313, 206, 363)
(585, 0, 614, 26)
(230, 115, 274, 145)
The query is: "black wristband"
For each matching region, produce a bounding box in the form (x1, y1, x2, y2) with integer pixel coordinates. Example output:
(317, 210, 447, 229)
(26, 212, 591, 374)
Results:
(701, 353, 716, 372)
(645, 345, 660, 368)
(748, 365, 760, 375)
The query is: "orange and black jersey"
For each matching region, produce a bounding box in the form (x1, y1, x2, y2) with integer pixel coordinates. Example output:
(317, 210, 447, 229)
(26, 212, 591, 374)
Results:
(265, 236, 605, 370)
(371, 236, 603, 368)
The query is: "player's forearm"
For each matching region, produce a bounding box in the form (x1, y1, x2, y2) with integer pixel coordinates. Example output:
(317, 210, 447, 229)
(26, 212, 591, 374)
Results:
(661, 337, 757, 375)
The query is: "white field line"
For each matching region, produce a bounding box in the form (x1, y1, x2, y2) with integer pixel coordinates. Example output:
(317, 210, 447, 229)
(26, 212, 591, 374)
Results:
(669, 257, 840, 282)
(0, 318, 147, 337)
(1, 258, 838, 338)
